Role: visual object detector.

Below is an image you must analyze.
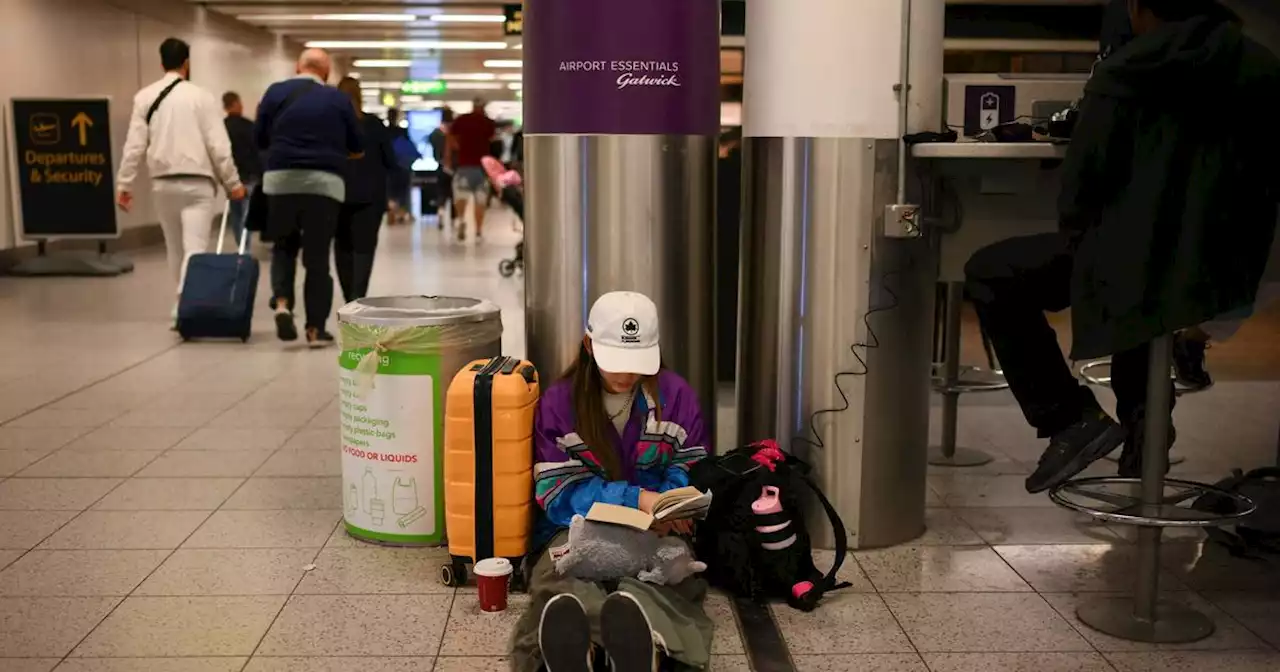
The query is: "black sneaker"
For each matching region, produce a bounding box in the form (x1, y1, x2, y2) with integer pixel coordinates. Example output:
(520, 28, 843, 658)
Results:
(306, 327, 335, 349)
(274, 307, 298, 342)
(1025, 411, 1127, 493)
(601, 592, 660, 672)
(1117, 420, 1177, 479)
(1172, 333, 1213, 391)
(540, 593, 593, 672)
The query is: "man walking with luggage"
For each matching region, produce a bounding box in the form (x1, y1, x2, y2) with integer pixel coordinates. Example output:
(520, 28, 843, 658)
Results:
(222, 91, 261, 248)
(256, 48, 362, 347)
(117, 37, 245, 327)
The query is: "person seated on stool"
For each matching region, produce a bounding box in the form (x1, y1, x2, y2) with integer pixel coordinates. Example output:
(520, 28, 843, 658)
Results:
(509, 291, 714, 672)
(964, 0, 1280, 494)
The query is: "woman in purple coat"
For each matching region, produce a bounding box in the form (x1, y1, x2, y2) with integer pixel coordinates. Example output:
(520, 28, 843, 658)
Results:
(509, 291, 714, 672)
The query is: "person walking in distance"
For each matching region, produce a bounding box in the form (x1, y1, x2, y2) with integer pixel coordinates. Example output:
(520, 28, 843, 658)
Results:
(116, 37, 245, 328)
(428, 107, 455, 227)
(222, 91, 262, 249)
(334, 77, 397, 303)
(445, 97, 497, 242)
(255, 48, 362, 348)
(385, 108, 420, 225)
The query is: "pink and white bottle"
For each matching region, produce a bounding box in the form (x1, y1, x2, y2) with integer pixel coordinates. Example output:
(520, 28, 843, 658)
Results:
(752, 485, 813, 600)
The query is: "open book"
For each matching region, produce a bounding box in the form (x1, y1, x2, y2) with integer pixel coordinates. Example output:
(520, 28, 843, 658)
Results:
(586, 487, 713, 531)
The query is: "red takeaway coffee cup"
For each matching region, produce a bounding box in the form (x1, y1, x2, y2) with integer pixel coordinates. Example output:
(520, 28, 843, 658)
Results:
(474, 557, 514, 613)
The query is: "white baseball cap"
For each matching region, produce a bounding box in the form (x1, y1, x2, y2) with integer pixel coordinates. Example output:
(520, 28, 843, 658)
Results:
(587, 291, 661, 375)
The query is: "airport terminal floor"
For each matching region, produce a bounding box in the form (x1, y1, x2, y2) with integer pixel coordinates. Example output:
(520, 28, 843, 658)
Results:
(1, 211, 1279, 672)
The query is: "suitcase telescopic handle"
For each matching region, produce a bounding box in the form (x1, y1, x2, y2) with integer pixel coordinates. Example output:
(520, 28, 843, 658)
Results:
(215, 199, 250, 256)
(215, 206, 230, 255)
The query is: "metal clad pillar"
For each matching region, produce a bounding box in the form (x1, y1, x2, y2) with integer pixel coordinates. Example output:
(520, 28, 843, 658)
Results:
(739, 0, 944, 548)
(523, 0, 720, 425)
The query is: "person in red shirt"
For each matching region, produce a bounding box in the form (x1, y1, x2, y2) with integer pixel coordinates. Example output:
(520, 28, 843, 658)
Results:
(446, 98, 498, 241)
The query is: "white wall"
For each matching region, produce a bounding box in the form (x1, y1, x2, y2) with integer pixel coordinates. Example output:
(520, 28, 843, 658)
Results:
(0, 0, 298, 250)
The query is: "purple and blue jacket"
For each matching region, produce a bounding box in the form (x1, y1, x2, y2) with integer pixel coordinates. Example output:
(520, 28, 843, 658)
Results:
(532, 370, 709, 548)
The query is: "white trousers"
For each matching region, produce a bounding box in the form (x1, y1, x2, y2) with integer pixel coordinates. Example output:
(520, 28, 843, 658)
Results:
(152, 177, 216, 297)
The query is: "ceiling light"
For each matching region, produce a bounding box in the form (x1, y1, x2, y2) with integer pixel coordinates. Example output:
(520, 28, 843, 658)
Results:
(507, 83, 523, 91)
(400, 95, 424, 103)
(445, 82, 503, 91)
(484, 60, 522, 68)
(429, 14, 505, 23)
(309, 40, 509, 50)
(358, 81, 403, 89)
(497, 73, 522, 81)
(353, 59, 412, 68)
(238, 14, 417, 23)
(348, 72, 362, 79)
(438, 73, 496, 81)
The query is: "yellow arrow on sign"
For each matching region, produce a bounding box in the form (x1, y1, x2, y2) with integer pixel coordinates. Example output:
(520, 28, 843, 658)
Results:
(71, 112, 93, 147)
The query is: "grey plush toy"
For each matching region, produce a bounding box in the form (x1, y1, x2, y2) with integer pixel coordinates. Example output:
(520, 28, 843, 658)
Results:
(552, 515, 707, 585)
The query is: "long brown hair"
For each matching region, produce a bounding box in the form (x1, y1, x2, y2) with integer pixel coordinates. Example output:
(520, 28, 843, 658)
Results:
(561, 339, 662, 481)
(336, 76, 363, 117)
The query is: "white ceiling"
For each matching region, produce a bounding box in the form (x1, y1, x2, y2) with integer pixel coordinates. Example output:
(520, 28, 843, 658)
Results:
(196, 1, 522, 101)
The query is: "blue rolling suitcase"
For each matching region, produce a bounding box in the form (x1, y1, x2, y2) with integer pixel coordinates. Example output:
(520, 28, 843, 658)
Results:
(177, 208, 259, 342)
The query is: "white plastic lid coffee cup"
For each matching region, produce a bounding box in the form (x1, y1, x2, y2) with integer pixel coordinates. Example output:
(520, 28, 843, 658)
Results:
(474, 557, 514, 578)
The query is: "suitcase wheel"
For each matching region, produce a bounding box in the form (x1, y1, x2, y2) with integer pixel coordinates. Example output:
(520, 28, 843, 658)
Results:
(440, 559, 468, 588)
(510, 559, 527, 593)
(498, 259, 516, 277)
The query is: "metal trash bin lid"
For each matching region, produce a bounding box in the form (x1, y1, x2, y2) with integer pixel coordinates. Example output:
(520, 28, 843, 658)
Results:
(338, 296, 502, 328)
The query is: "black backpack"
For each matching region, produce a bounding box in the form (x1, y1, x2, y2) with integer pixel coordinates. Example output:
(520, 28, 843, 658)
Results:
(1193, 468, 1280, 561)
(689, 440, 850, 611)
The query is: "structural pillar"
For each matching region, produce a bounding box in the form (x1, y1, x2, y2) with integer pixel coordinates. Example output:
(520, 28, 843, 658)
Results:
(737, 0, 944, 548)
(522, 0, 720, 429)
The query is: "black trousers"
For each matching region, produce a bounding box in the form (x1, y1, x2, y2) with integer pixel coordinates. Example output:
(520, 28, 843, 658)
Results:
(335, 201, 384, 303)
(964, 232, 1170, 438)
(268, 194, 340, 330)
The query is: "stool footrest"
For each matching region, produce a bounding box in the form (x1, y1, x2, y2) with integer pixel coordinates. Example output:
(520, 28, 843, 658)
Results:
(1049, 476, 1256, 528)
(931, 364, 1010, 393)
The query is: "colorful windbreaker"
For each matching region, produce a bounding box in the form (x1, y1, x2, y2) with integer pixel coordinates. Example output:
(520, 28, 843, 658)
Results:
(532, 370, 709, 548)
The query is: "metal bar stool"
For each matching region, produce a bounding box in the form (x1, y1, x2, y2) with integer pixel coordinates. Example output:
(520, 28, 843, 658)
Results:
(930, 282, 1009, 467)
(1076, 357, 1199, 467)
(1049, 334, 1256, 643)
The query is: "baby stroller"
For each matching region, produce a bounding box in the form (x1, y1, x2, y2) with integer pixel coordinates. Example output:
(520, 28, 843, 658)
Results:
(482, 156, 524, 277)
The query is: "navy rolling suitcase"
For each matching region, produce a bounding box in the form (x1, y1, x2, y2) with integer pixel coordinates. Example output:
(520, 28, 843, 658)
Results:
(177, 208, 258, 342)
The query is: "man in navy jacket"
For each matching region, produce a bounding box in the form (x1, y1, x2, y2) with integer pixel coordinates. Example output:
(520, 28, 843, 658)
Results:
(255, 48, 362, 347)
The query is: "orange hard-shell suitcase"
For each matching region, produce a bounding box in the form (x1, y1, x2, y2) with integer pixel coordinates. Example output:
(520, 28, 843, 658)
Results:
(441, 356, 538, 588)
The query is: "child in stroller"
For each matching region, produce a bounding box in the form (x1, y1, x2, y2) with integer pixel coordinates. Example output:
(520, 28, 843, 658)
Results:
(481, 156, 524, 277)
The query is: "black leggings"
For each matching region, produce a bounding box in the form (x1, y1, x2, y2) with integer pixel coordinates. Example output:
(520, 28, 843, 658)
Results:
(335, 201, 384, 303)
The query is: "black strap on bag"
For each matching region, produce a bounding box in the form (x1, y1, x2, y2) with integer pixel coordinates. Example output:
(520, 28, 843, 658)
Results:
(146, 78, 184, 125)
(794, 473, 853, 605)
(245, 80, 320, 235)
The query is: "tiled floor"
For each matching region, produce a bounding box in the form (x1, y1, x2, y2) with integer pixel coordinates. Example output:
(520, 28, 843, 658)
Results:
(0, 212, 1278, 671)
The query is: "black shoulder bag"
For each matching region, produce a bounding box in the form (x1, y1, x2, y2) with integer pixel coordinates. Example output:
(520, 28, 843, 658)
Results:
(244, 80, 320, 236)
(146, 78, 184, 125)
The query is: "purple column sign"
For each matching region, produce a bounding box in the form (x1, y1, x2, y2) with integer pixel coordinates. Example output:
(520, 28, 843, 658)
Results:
(523, 0, 720, 136)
